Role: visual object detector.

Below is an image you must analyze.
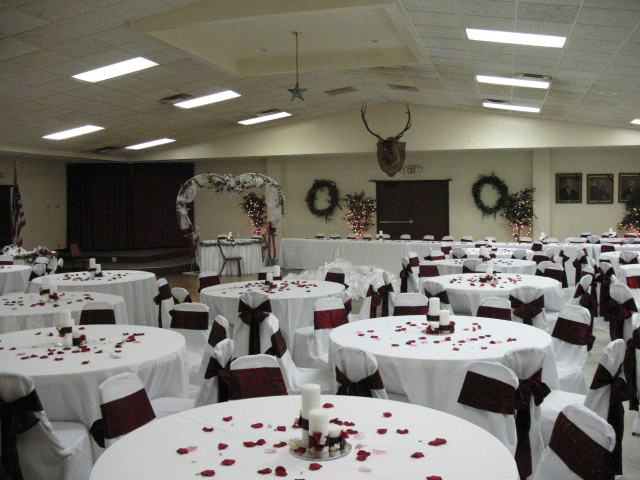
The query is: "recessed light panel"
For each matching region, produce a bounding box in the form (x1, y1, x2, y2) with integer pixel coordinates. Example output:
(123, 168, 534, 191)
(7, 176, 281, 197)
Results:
(43, 125, 104, 140)
(126, 138, 176, 150)
(467, 29, 566, 48)
(72, 57, 158, 82)
(239, 112, 292, 125)
(173, 90, 240, 109)
(477, 75, 550, 89)
(631, 119, 640, 125)
(483, 102, 540, 113)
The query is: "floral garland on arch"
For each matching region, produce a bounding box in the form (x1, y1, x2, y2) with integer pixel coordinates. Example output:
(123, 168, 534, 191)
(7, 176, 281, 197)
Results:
(176, 173, 285, 258)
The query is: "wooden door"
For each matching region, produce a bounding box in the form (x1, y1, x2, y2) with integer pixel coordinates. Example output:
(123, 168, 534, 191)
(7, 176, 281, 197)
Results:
(376, 180, 449, 240)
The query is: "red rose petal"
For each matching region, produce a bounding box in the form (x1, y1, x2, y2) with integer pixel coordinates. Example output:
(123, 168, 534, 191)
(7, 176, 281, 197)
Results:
(377, 428, 387, 434)
(428, 438, 447, 446)
(383, 412, 392, 417)
(397, 429, 409, 434)
(411, 452, 425, 458)
(309, 463, 322, 470)
(243, 441, 256, 447)
(256, 439, 266, 446)
(223, 416, 232, 421)
(218, 443, 228, 450)
(251, 422, 263, 428)
(81, 360, 89, 365)
(273, 442, 287, 448)
(258, 468, 272, 475)
(176, 448, 189, 454)
(427, 477, 443, 480)
(275, 466, 287, 477)
(221, 459, 235, 466)
(202, 427, 214, 432)
(322, 403, 334, 408)
(276, 426, 287, 431)
(200, 470, 215, 477)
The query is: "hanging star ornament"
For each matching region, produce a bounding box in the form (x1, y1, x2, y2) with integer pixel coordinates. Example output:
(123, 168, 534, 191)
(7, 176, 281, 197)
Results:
(288, 82, 306, 101)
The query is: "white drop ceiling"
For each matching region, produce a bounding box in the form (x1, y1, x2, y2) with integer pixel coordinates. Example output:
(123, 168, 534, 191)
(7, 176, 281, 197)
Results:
(1, 0, 640, 159)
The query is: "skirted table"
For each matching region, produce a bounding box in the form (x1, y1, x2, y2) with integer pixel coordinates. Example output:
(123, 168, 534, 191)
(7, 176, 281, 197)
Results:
(197, 238, 263, 275)
(0, 265, 30, 294)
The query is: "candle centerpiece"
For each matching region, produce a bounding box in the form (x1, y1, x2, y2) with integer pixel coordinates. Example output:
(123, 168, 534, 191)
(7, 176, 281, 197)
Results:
(478, 261, 494, 282)
(56, 310, 74, 347)
(424, 303, 455, 335)
(40, 276, 51, 300)
(49, 282, 59, 301)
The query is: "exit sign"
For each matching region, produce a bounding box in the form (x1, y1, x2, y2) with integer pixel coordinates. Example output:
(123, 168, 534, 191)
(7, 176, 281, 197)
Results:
(404, 165, 420, 175)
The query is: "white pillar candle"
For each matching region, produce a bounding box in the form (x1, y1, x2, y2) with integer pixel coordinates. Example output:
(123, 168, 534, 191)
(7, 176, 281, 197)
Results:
(439, 309, 451, 327)
(41, 276, 51, 290)
(301, 384, 321, 447)
(266, 272, 274, 282)
(89, 258, 96, 269)
(487, 262, 494, 276)
(609, 227, 614, 234)
(96, 264, 101, 274)
(428, 297, 440, 314)
(308, 408, 329, 458)
(228, 231, 233, 239)
(59, 310, 73, 347)
(480, 246, 487, 257)
(273, 265, 281, 277)
(379, 230, 383, 236)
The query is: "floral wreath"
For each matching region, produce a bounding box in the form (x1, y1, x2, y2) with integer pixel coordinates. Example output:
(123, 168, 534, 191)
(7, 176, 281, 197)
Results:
(176, 173, 285, 244)
(472, 172, 509, 216)
(305, 179, 340, 221)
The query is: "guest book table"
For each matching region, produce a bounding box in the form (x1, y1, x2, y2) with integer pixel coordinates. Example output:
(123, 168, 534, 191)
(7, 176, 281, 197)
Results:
(30, 270, 157, 327)
(423, 273, 564, 316)
(90, 395, 519, 480)
(0, 291, 128, 333)
(432, 258, 536, 276)
(200, 280, 345, 350)
(0, 265, 30, 294)
(197, 238, 263, 275)
(0, 325, 188, 429)
(330, 315, 558, 412)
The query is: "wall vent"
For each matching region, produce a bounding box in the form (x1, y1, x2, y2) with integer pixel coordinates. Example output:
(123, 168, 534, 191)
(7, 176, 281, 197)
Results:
(325, 86, 357, 96)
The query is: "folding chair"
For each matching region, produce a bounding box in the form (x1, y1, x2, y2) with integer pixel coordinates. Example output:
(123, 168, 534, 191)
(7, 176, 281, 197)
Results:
(334, 345, 387, 399)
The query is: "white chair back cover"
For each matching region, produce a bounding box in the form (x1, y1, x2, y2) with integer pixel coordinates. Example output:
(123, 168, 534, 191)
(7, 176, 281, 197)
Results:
(171, 286, 192, 304)
(418, 260, 440, 278)
(609, 283, 639, 342)
(423, 235, 434, 240)
(195, 338, 234, 407)
(551, 305, 592, 394)
(228, 354, 288, 399)
(451, 247, 466, 259)
(546, 237, 559, 243)
(79, 301, 116, 325)
(97, 372, 156, 448)
(392, 292, 428, 316)
(347, 233, 357, 239)
(485, 236, 497, 242)
(624, 265, 640, 307)
(399, 256, 419, 293)
(31, 262, 47, 278)
(502, 347, 549, 480)
(423, 281, 453, 313)
(536, 260, 555, 276)
(533, 403, 616, 480)
(233, 290, 273, 357)
(155, 278, 175, 328)
(329, 234, 341, 239)
(311, 298, 347, 367)
(334, 346, 387, 399)
(450, 361, 519, 455)
(520, 237, 532, 243)
(510, 285, 548, 331)
(169, 302, 211, 380)
(462, 258, 481, 273)
(619, 251, 639, 264)
(198, 271, 220, 291)
(358, 277, 385, 320)
(461, 235, 473, 242)
(0, 372, 93, 480)
(399, 234, 411, 240)
(512, 249, 527, 260)
(584, 339, 626, 421)
(542, 262, 564, 284)
(430, 249, 446, 260)
(207, 314, 230, 349)
(315, 232, 324, 239)
(587, 235, 601, 244)
(476, 296, 512, 320)
(442, 235, 454, 241)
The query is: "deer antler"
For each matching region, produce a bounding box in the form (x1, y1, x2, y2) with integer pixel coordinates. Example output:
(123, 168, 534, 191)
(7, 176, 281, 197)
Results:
(361, 104, 385, 142)
(394, 105, 411, 140)
(361, 104, 412, 141)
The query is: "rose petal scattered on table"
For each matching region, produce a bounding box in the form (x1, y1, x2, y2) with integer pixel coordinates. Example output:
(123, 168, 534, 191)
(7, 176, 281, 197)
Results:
(428, 438, 447, 446)
(176, 448, 189, 454)
(377, 428, 387, 434)
(322, 403, 333, 408)
(202, 427, 214, 432)
(273, 442, 287, 448)
(221, 459, 235, 466)
(411, 452, 425, 458)
(199, 470, 215, 477)
(397, 429, 409, 434)
(275, 466, 287, 477)
(223, 416, 232, 422)
(309, 463, 322, 471)
(251, 423, 263, 428)
(218, 443, 227, 450)
(257, 468, 272, 475)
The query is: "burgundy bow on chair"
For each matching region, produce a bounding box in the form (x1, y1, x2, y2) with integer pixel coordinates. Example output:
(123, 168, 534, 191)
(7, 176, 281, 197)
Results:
(377, 283, 393, 317)
(627, 275, 640, 290)
(603, 297, 637, 341)
(424, 289, 450, 309)
(314, 308, 349, 330)
(265, 329, 288, 358)
(0, 389, 43, 480)
(169, 309, 209, 330)
(238, 299, 272, 355)
(335, 367, 384, 398)
(557, 250, 570, 288)
(509, 295, 544, 326)
(365, 284, 382, 318)
(551, 316, 595, 351)
(590, 364, 633, 476)
(153, 283, 173, 328)
(457, 371, 515, 414)
(399, 263, 412, 293)
(620, 257, 639, 266)
(203, 357, 232, 403)
(476, 305, 512, 321)
(513, 369, 550, 480)
(573, 252, 589, 284)
(624, 328, 640, 412)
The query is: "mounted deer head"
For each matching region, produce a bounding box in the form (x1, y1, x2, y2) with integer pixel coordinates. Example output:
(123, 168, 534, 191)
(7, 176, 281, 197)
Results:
(361, 104, 411, 177)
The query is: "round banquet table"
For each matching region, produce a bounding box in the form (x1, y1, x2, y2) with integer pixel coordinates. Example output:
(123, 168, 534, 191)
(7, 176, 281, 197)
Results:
(423, 273, 564, 316)
(432, 258, 536, 276)
(90, 395, 519, 480)
(30, 270, 158, 327)
(0, 291, 128, 333)
(0, 325, 188, 429)
(0, 265, 30, 294)
(330, 315, 559, 412)
(200, 279, 345, 353)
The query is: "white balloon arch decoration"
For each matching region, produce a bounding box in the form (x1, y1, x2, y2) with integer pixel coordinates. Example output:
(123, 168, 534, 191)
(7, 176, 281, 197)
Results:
(176, 173, 285, 257)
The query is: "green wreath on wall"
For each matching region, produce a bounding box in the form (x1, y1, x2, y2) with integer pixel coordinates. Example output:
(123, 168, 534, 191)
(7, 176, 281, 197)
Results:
(472, 172, 509, 216)
(305, 179, 340, 221)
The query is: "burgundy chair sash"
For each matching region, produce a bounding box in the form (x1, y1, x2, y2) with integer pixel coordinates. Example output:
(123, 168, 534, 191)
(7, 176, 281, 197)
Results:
(424, 290, 450, 307)
(314, 308, 348, 330)
(199, 275, 221, 292)
(549, 411, 613, 480)
(230, 367, 288, 400)
(589, 364, 632, 476)
(441, 246, 452, 255)
(343, 298, 352, 315)
(551, 317, 595, 350)
(624, 328, 640, 411)
(573, 253, 588, 284)
(393, 305, 428, 316)
(366, 284, 382, 318)
(543, 268, 563, 284)
(532, 254, 546, 264)
(169, 310, 209, 330)
(619, 257, 639, 266)
(531, 243, 543, 252)
(238, 299, 272, 355)
(265, 329, 288, 358)
(603, 297, 637, 341)
(378, 284, 393, 317)
(399, 264, 412, 293)
(0, 260, 13, 265)
(513, 368, 550, 480)
(335, 367, 384, 398)
(601, 244, 615, 253)
(476, 305, 511, 321)
(325, 271, 346, 285)
(207, 322, 227, 347)
(203, 357, 232, 403)
(419, 264, 439, 277)
(461, 238, 473, 243)
(627, 275, 640, 289)
(90, 388, 156, 448)
(0, 389, 43, 480)
(408, 256, 419, 267)
(79, 308, 116, 325)
(457, 371, 515, 415)
(153, 283, 173, 328)
(597, 268, 613, 317)
(462, 264, 474, 273)
(509, 295, 544, 325)
(430, 254, 445, 261)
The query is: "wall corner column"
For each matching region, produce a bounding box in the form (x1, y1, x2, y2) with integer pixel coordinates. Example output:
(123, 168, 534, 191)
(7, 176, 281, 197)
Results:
(532, 149, 551, 238)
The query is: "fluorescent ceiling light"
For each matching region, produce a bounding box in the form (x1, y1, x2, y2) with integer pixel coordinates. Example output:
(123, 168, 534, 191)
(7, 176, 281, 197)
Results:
(466, 29, 566, 48)
(126, 138, 176, 150)
(477, 75, 550, 89)
(72, 57, 157, 83)
(239, 112, 292, 125)
(631, 119, 640, 125)
(482, 102, 540, 113)
(174, 90, 240, 109)
(43, 125, 104, 140)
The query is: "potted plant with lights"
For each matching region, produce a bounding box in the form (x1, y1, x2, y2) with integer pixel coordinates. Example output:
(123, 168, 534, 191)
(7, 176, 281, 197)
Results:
(619, 189, 640, 236)
(500, 188, 535, 242)
(342, 191, 376, 239)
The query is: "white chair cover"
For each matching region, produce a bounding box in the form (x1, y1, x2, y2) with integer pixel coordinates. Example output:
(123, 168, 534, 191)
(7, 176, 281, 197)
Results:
(551, 305, 592, 394)
(609, 282, 639, 342)
(168, 302, 211, 384)
(451, 247, 467, 259)
(0, 372, 93, 480)
(347, 233, 357, 239)
(430, 249, 446, 260)
(461, 235, 474, 243)
(449, 361, 519, 455)
(533, 403, 616, 480)
(233, 290, 273, 357)
(392, 292, 428, 316)
(0, 254, 13, 265)
(171, 286, 192, 304)
(520, 237, 532, 243)
(154, 278, 175, 328)
(442, 235, 454, 241)
(584, 339, 627, 422)
(329, 234, 341, 239)
(619, 251, 639, 265)
(462, 258, 481, 273)
(79, 301, 116, 325)
(383, 270, 396, 314)
(362, 234, 372, 240)
(624, 265, 640, 308)
(399, 234, 411, 240)
(194, 338, 235, 407)
(423, 280, 453, 313)
(399, 256, 419, 293)
(476, 296, 512, 320)
(198, 271, 220, 292)
(423, 235, 434, 240)
(510, 285, 548, 331)
(546, 237, 559, 243)
(315, 232, 324, 239)
(228, 354, 288, 399)
(418, 260, 440, 278)
(264, 315, 333, 394)
(334, 346, 388, 399)
(357, 277, 385, 321)
(512, 249, 528, 260)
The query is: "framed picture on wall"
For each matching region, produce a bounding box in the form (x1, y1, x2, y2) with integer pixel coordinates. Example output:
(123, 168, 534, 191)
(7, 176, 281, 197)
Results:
(555, 173, 582, 203)
(586, 174, 613, 204)
(619, 173, 640, 203)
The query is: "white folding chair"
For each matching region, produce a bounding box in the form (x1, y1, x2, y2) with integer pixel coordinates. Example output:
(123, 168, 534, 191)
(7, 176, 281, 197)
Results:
(79, 301, 116, 325)
(607, 282, 639, 342)
(233, 290, 273, 357)
(195, 338, 235, 407)
(512, 249, 527, 260)
(476, 296, 512, 320)
(0, 372, 93, 480)
(334, 346, 387, 399)
(228, 354, 288, 399)
(451, 247, 467, 259)
(153, 278, 175, 328)
(171, 286, 192, 304)
(168, 302, 211, 386)
(509, 285, 548, 331)
(392, 292, 428, 316)
(358, 277, 385, 320)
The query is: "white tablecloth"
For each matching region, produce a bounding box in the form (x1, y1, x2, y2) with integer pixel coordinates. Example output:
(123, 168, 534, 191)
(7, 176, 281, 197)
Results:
(0, 265, 30, 294)
(423, 273, 565, 315)
(433, 258, 536, 276)
(200, 280, 345, 351)
(0, 325, 188, 428)
(197, 239, 263, 275)
(330, 315, 559, 411)
(90, 395, 518, 480)
(30, 270, 158, 327)
(0, 291, 128, 333)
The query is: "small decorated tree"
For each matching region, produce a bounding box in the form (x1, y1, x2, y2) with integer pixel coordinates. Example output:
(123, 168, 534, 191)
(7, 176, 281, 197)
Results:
(500, 188, 535, 241)
(342, 191, 376, 238)
(240, 192, 267, 235)
(619, 189, 640, 235)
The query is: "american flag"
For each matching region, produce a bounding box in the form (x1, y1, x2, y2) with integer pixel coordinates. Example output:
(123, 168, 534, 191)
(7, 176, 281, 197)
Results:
(11, 166, 25, 246)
